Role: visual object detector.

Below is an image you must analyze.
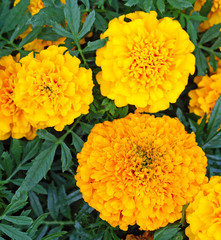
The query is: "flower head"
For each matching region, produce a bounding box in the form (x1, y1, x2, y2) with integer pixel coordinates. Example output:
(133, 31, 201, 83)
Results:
(14, 45, 94, 131)
(186, 176, 221, 240)
(96, 11, 195, 113)
(75, 113, 207, 231)
(0, 55, 36, 140)
(188, 68, 221, 122)
(194, 0, 221, 31)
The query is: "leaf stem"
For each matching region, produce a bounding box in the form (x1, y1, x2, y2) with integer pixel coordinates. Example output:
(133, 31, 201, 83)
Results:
(43, 220, 75, 225)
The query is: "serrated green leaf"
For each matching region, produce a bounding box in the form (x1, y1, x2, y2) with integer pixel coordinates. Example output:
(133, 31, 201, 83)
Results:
(0, 0, 10, 29)
(156, 0, 165, 13)
(209, 53, 218, 72)
(195, 47, 208, 75)
(125, 0, 139, 7)
(67, 190, 82, 204)
(52, 22, 73, 39)
(154, 223, 181, 240)
(18, 26, 43, 48)
(211, 36, 221, 49)
(61, 142, 72, 172)
(20, 144, 57, 191)
(186, 19, 197, 45)
(79, 10, 95, 39)
(143, 0, 153, 12)
(1, 0, 30, 34)
(29, 191, 43, 216)
(37, 27, 62, 41)
(83, 39, 107, 52)
(10, 139, 22, 164)
(95, 12, 108, 31)
(58, 185, 71, 219)
(2, 215, 33, 226)
(23, 137, 42, 163)
(202, 131, 221, 149)
(167, 0, 192, 10)
(189, 14, 208, 21)
(37, 129, 57, 142)
(0, 223, 31, 240)
(0, 48, 14, 58)
(71, 132, 84, 152)
(200, 0, 213, 16)
(199, 24, 221, 44)
(81, 0, 90, 9)
(1, 152, 14, 176)
(41, 231, 67, 240)
(10, 12, 31, 41)
(65, 0, 80, 35)
(206, 95, 221, 140)
(47, 183, 59, 220)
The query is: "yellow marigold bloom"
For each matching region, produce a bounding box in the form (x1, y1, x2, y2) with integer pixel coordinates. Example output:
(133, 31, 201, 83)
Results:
(75, 113, 207, 231)
(193, 0, 221, 31)
(96, 11, 195, 113)
(186, 176, 221, 240)
(0, 55, 36, 140)
(188, 71, 221, 121)
(14, 45, 94, 131)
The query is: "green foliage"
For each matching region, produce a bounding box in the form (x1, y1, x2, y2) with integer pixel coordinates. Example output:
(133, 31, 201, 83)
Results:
(1, 0, 221, 239)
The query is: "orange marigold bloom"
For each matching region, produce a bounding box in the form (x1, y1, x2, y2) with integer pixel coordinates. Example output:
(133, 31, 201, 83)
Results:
(0, 55, 36, 140)
(14, 45, 94, 131)
(186, 176, 221, 240)
(193, 0, 221, 31)
(75, 113, 207, 231)
(96, 11, 195, 113)
(188, 70, 221, 121)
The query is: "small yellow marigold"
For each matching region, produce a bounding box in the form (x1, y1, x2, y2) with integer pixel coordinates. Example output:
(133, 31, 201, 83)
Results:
(194, 0, 221, 31)
(75, 113, 207, 231)
(186, 176, 221, 240)
(96, 11, 195, 113)
(14, 45, 94, 131)
(0, 55, 36, 140)
(188, 71, 221, 121)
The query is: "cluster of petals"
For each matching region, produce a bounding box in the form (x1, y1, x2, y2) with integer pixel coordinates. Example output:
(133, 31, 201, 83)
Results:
(188, 62, 221, 122)
(186, 176, 221, 240)
(75, 113, 207, 231)
(194, 0, 221, 31)
(96, 11, 195, 113)
(0, 55, 36, 140)
(14, 45, 94, 131)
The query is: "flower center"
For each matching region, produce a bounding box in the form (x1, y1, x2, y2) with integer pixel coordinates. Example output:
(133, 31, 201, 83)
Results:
(129, 39, 172, 85)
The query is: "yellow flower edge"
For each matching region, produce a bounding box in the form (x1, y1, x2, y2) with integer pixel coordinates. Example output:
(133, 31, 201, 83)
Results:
(193, 0, 221, 31)
(96, 11, 195, 113)
(0, 55, 36, 140)
(186, 176, 221, 240)
(14, 45, 94, 131)
(75, 113, 207, 231)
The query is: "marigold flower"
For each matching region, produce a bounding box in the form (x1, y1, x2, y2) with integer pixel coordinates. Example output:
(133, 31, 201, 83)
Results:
(193, 0, 221, 31)
(75, 113, 207, 231)
(14, 45, 94, 131)
(0, 55, 36, 140)
(188, 71, 221, 121)
(186, 176, 221, 240)
(96, 11, 195, 113)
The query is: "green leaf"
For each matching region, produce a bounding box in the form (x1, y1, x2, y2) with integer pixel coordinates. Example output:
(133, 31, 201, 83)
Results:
(64, 0, 80, 35)
(1, 0, 30, 34)
(71, 132, 84, 153)
(0, 223, 31, 240)
(23, 137, 42, 163)
(200, 0, 213, 16)
(0, 48, 14, 58)
(154, 223, 181, 240)
(211, 36, 221, 50)
(202, 131, 221, 149)
(10, 12, 31, 41)
(47, 183, 59, 220)
(67, 190, 82, 204)
(29, 191, 43, 216)
(10, 139, 22, 164)
(52, 22, 73, 39)
(18, 26, 43, 48)
(83, 39, 107, 52)
(1, 152, 14, 176)
(79, 10, 95, 39)
(206, 95, 221, 140)
(156, 0, 165, 13)
(167, 0, 192, 10)
(37, 129, 57, 142)
(125, 0, 139, 7)
(199, 24, 221, 44)
(61, 142, 72, 172)
(27, 213, 49, 238)
(58, 185, 71, 219)
(0, 0, 10, 29)
(186, 19, 197, 45)
(209, 53, 218, 72)
(2, 215, 33, 226)
(37, 27, 62, 41)
(143, 0, 153, 12)
(81, 0, 90, 9)
(41, 231, 67, 240)
(195, 47, 208, 75)
(195, 113, 207, 146)
(95, 12, 108, 31)
(20, 144, 57, 191)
